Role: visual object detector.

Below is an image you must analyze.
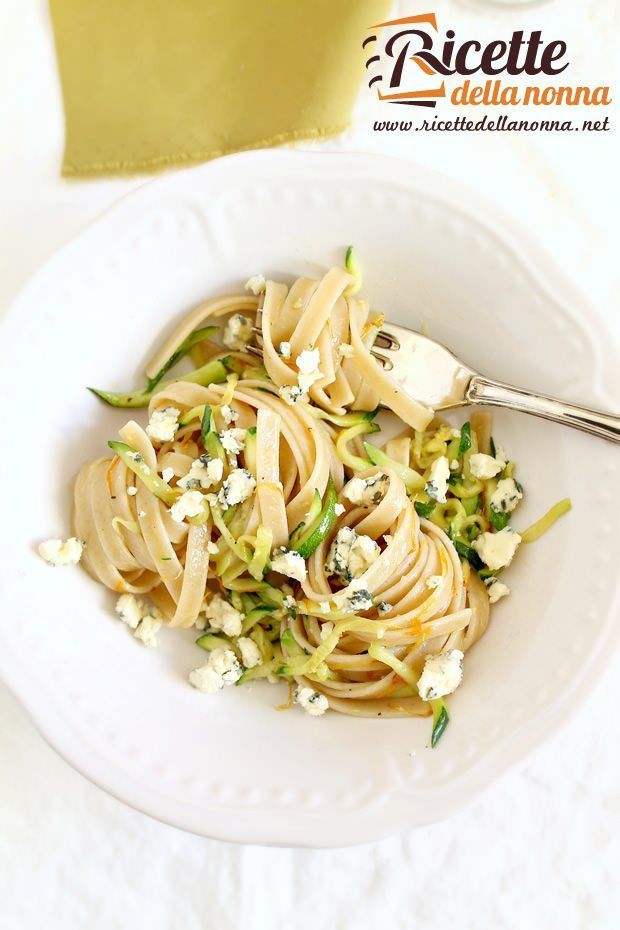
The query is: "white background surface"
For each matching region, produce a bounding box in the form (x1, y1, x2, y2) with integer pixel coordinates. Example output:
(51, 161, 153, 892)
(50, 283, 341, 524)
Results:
(1, 1, 618, 928)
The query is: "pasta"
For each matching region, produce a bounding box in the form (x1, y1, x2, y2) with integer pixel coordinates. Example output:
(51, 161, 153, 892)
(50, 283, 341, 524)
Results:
(59, 258, 569, 744)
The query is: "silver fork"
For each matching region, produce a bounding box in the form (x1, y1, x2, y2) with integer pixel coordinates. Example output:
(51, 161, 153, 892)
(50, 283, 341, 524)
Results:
(249, 316, 620, 443)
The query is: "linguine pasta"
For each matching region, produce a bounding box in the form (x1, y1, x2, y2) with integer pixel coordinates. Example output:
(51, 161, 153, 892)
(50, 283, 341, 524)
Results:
(61, 259, 569, 743)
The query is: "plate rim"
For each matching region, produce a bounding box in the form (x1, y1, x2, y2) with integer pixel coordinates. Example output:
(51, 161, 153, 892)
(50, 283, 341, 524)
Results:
(1, 148, 619, 847)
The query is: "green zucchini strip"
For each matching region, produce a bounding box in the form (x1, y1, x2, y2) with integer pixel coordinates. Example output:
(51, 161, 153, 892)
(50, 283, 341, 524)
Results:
(344, 246, 362, 296)
(107, 441, 178, 505)
(291, 478, 338, 559)
(89, 357, 228, 408)
(364, 442, 425, 492)
(430, 698, 449, 747)
(146, 325, 219, 392)
(521, 498, 571, 543)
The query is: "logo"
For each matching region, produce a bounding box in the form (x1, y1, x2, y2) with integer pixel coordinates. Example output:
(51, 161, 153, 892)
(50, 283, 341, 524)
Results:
(364, 12, 611, 111)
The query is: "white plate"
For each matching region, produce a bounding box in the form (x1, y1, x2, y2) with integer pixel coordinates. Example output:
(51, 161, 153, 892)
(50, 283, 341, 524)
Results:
(1, 151, 618, 847)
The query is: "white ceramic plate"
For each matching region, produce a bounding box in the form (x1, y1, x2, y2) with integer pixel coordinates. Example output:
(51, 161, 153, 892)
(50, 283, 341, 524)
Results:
(1, 151, 618, 847)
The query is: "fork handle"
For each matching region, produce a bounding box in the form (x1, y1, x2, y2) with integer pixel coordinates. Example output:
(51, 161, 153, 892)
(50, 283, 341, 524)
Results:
(466, 375, 620, 444)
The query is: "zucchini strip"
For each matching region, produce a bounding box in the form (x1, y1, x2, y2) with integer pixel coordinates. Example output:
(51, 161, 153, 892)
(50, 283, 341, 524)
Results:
(90, 358, 228, 408)
(291, 477, 338, 559)
(364, 442, 425, 493)
(521, 498, 571, 543)
(146, 325, 219, 392)
(107, 441, 178, 505)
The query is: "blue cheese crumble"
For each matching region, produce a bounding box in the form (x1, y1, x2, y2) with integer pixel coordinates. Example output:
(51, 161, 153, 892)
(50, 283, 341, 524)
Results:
(169, 489, 205, 523)
(425, 456, 450, 503)
(278, 341, 292, 360)
(237, 637, 261, 669)
(326, 526, 380, 582)
(133, 614, 162, 647)
(220, 404, 238, 424)
(244, 274, 266, 295)
(146, 406, 180, 443)
(295, 686, 329, 716)
(178, 455, 223, 490)
(189, 648, 242, 692)
(222, 314, 253, 350)
(417, 649, 464, 700)
(115, 594, 162, 646)
(278, 384, 305, 405)
(473, 527, 521, 570)
(332, 578, 373, 614)
(295, 348, 322, 394)
(485, 577, 510, 604)
(217, 468, 256, 509)
(38, 536, 84, 566)
(270, 547, 307, 582)
(469, 452, 505, 479)
(489, 477, 523, 514)
(204, 594, 244, 636)
(219, 428, 247, 455)
(344, 473, 389, 506)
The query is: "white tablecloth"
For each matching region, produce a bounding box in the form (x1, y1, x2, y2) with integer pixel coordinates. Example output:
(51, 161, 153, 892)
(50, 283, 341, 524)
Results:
(1, 2, 618, 928)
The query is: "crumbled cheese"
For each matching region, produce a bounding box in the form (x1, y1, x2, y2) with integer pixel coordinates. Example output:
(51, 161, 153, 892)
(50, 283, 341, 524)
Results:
(485, 578, 511, 604)
(334, 502, 345, 516)
(206, 540, 220, 555)
(426, 575, 442, 590)
(115, 593, 144, 629)
(220, 404, 238, 424)
(270, 547, 307, 582)
(278, 341, 292, 360)
(425, 456, 450, 503)
(189, 648, 242, 692)
(219, 428, 246, 455)
(146, 406, 180, 443)
(237, 637, 261, 669)
(337, 343, 355, 359)
(127, 486, 137, 496)
(283, 594, 297, 614)
(417, 649, 464, 701)
(178, 455, 224, 491)
(377, 601, 392, 614)
(134, 614, 162, 647)
(295, 348, 322, 393)
(295, 686, 329, 716)
(279, 384, 306, 405)
(38, 537, 85, 567)
(217, 468, 256, 509)
(320, 621, 335, 640)
(318, 602, 331, 613)
(161, 467, 175, 484)
(449, 459, 460, 472)
(340, 578, 373, 613)
(222, 313, 253, 350)
(326, 526, 380, 582)
(138, 510, 146, 518)
(495, 446, 509, 465)
(244, 274, 266, 295)
(473, 527, 522, 570)
(344, 473, 389, 506)
(195, 615, 208, 631)
(469, 453, 505, 480)
(489, 478, 523, 514)
(169, 490, 205, 523)
(204, 594, 244, 636)
(383, 534, 393, 545)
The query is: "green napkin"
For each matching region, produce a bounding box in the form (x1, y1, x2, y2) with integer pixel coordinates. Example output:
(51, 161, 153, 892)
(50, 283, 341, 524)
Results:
(49, 0, 390, 177)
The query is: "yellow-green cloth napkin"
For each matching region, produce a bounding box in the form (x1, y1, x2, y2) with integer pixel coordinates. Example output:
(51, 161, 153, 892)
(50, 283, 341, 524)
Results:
(49, 0, 390, 177)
